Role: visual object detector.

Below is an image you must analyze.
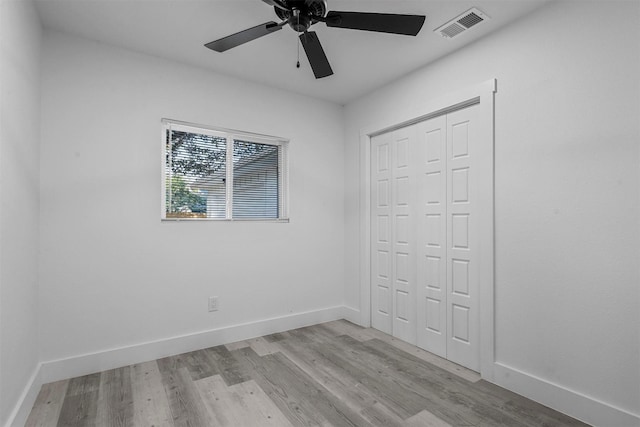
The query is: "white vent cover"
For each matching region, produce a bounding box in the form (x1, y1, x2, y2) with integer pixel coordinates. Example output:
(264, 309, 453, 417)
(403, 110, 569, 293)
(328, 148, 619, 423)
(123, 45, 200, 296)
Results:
(435, 8, 490, 39)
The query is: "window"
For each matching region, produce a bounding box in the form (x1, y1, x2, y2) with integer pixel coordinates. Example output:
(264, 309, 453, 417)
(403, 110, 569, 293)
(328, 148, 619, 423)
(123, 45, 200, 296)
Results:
(162, 119, 288, 221)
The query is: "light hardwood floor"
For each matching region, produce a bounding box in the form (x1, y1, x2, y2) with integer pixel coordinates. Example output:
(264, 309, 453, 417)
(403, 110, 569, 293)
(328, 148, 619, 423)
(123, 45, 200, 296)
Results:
(26, 320, 590, 427)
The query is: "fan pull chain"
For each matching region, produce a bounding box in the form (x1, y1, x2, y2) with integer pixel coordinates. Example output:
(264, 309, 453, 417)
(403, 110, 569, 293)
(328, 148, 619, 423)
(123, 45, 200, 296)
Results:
(296, 11, 301, 69)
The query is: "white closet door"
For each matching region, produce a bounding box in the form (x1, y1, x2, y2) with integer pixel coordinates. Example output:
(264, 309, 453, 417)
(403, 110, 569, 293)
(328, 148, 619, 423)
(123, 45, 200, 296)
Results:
(416, 115, 448, 357)
(371, 104, 482, 372)
(370, 132, 393, 334)
(446, 105, 480, 372)
(391, 125, 417, 345)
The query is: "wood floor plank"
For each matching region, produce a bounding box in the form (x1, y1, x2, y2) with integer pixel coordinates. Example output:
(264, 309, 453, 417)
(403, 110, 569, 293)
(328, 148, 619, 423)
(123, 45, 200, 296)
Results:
(359, 402, 407, 427)
(185, 349, 220, 381)
(202, 345, 250, 386)
(158, 350, 218, 382)
(282, 327, 314, 344)
(223, 340, 250, 352)
(405, 409, 454, 427)
(66, 373, 101, 396)
(232, 380, 294, 427)
(233, 346, 372, 427)
(230, 347, 321, 426)
(296, 335, 450, 421)
(195, 374, 293, 427)
(57, 373, 101, 427)
(25, 380, 69, 427)
(276, 343, 404, 425)
(305, 334, 451, 422)
(193, 375, 236, 426)
(297, 323, 339, 342)
(262, 331, 290, 343)
(56, 393, 99, 427)
(261, 348, 377, 427)
(96, 366, 134, 427)
(157, 360, 212, 427)
(322, 319, 379, 342)
(131, 361, 174, 427)
(273, 337, 405, 427)
(246, 336, 279, 356)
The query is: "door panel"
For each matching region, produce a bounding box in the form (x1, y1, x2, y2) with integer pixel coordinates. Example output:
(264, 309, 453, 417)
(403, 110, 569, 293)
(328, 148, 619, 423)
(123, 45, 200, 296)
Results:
(371, 133, 393, 334)
(416, 115, 447, 357)
(391, 125, 417, 344)
(446, 106, 480, 372)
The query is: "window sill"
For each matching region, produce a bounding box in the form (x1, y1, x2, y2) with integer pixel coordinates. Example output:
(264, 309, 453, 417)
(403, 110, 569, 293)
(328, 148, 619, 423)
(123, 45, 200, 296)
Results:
(161, 218, 290, 223)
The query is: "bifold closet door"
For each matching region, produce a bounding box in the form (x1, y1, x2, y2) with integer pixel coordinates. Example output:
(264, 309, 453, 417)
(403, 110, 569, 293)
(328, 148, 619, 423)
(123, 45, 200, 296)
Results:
(370, 126, 418, 344)
(372, 103, 482, 372)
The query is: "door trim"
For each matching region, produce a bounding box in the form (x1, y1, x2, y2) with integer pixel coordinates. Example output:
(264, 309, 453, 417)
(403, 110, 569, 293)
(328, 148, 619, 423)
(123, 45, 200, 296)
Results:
(358, 79, 497, 380)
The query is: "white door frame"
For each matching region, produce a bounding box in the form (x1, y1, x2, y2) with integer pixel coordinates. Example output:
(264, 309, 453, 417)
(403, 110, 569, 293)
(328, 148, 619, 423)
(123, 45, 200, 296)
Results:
(358, 79, 497, 380)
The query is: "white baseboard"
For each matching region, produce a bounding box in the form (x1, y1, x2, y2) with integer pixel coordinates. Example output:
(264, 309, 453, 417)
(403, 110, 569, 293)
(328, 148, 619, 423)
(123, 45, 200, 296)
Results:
(340, 306, 361, 325)
(4, 363, 43, 427)
(40, 305, 344, 384)
(493, 362, 640, 427)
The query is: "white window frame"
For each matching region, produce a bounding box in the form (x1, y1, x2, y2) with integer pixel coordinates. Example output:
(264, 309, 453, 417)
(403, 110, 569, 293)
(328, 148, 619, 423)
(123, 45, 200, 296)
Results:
(161, 118, 289, 222)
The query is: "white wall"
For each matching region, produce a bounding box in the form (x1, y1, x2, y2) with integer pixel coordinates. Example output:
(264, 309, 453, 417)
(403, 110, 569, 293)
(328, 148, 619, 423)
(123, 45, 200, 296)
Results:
(344, 1, 639, 425)
(10, 1, 639, 425)
(0, 0, 42, 425)
(39, 32, 345, 362)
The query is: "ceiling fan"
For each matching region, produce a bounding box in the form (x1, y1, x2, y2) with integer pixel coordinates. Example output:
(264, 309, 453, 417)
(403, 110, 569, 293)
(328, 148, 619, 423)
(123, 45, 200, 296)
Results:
(205, 0, 426, 79)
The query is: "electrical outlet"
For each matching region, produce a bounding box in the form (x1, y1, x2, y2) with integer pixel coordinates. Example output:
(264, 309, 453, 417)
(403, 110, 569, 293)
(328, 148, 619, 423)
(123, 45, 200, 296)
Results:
(208, 296, 219, 312)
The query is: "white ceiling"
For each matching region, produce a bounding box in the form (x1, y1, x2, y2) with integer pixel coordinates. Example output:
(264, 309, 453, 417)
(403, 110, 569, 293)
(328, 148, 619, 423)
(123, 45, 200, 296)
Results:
(34, 0, 551, 104)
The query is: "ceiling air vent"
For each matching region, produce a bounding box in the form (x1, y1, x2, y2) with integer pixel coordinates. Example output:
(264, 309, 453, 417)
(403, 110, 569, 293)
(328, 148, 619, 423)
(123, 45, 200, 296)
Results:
(435, 8, 489, 39)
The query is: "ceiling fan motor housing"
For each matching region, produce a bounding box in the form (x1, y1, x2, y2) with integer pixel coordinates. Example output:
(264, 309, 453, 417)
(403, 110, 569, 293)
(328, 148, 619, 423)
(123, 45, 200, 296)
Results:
(275, 0, 328, 32)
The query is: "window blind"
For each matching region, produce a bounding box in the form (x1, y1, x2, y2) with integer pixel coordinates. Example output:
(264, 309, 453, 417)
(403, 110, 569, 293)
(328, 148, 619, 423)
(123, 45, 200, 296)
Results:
(232, 140, 280, 219)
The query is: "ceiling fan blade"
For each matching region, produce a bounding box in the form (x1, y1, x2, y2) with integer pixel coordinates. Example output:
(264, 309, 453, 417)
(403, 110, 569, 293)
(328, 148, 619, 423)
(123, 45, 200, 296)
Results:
(299, 31, 333, 79)
(205, 22, 282, 52)
(325, 11, 425, 36)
